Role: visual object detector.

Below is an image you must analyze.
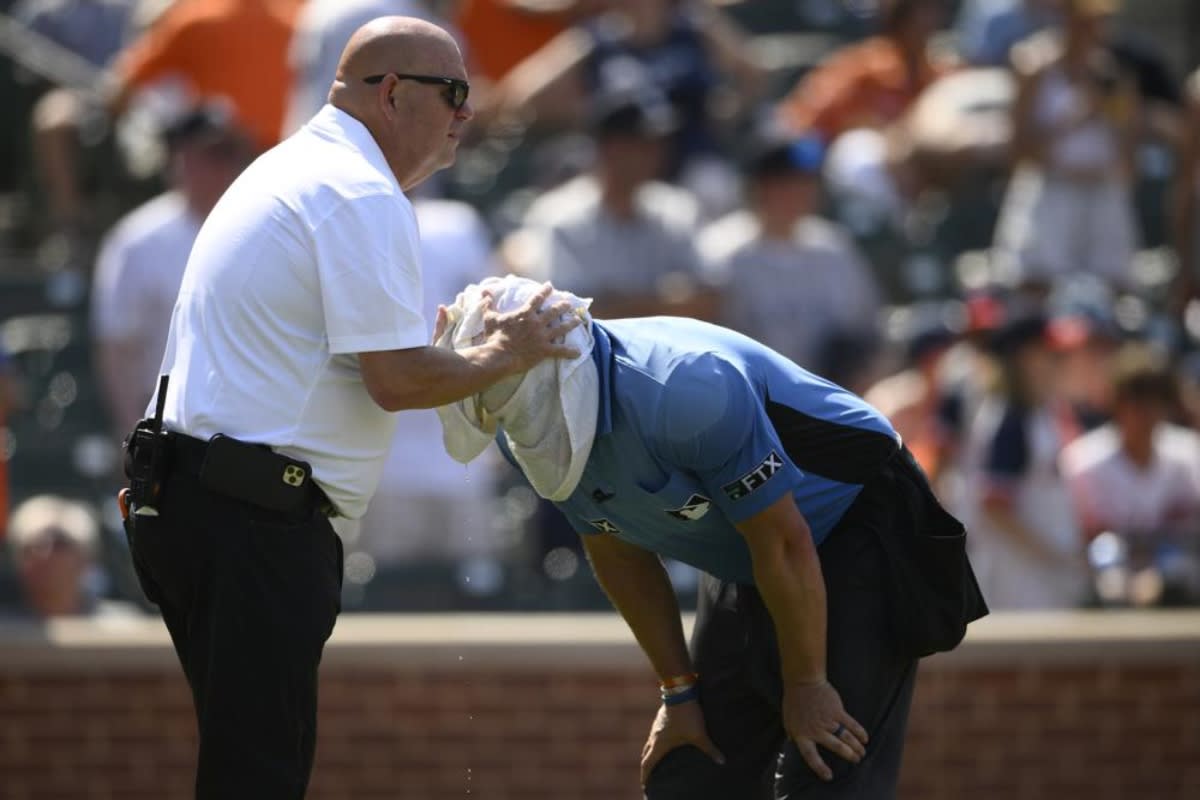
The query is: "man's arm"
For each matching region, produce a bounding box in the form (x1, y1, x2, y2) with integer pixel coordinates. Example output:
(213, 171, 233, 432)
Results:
(737, 494, 826, 686)
(357, 285, 580, 412)
(737, 494, 867, 781)
(581, 532, 692, 680)
(94, 337, 153, 436)
(580, 531, 726, 783)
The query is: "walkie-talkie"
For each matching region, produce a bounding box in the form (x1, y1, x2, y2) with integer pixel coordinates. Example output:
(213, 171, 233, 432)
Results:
(127, 374, 170, 516)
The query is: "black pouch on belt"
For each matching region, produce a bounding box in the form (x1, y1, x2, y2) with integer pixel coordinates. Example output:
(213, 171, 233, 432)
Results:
(198, 434, 316, 515)
(874, 448, 990, 659)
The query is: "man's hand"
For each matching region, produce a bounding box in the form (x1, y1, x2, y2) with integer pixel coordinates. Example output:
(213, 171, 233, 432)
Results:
(782, 679, 868, 781)
(640, 701, 725, 785)
(480, 283, 582, 372)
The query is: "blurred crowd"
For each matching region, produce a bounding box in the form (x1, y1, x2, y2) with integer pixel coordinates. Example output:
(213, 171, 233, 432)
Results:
(1, 0, 1199, 620)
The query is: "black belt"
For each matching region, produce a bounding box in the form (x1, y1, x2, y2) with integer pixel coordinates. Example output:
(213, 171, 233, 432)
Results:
(166, 432, 337, 519)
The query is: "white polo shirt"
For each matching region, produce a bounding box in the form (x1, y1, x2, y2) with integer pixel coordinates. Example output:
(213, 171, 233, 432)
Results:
(154, 105, 426, 518)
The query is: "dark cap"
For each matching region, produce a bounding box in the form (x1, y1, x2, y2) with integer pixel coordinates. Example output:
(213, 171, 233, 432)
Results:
(588, 91, 679, 139)
(162, 102, 245, 150)
(743, 132, 825, 179)
(987, 312, 1053, 356)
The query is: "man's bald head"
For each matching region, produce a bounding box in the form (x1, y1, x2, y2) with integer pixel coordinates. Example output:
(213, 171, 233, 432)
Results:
(335, 16, 461, 86)
(326, 16, 473, 192)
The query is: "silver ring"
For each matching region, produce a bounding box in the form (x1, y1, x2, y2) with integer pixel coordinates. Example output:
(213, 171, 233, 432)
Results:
(832, 723, 846, 739)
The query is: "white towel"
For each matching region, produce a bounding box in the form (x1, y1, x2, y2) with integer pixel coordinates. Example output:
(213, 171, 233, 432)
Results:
(434, 276, 599, 501)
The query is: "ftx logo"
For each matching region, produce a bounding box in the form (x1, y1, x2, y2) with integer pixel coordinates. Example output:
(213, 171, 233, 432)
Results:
(722, 451, 784, 500)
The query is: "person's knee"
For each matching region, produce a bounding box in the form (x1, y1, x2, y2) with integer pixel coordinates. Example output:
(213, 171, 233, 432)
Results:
(32, 88, 84, 136)
(643, 746, 720, 800)
(775, 739, 901, 799)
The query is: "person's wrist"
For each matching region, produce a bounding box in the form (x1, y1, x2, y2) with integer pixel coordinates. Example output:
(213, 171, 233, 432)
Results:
(661, 684, 700, 707)
(783, 673, 828, 690)
(659, 672, 699, 706)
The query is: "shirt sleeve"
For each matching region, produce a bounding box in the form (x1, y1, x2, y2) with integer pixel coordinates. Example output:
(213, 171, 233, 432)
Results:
(113, 4, 198, 90)
(656, 353, 803, 523)
(311, 193, 427, 354)
(775, 48, 867, 142)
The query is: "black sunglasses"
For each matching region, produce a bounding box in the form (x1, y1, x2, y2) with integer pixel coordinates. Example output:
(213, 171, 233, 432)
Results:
(363, 73, 470, 111)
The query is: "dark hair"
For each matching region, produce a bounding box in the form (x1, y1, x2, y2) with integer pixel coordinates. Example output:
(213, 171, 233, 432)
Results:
(1111, 345, 1177, 406)
(881, 0, 943, 34)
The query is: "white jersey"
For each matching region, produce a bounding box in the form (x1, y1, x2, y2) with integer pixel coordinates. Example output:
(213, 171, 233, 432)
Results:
(155, 105, 426, 518)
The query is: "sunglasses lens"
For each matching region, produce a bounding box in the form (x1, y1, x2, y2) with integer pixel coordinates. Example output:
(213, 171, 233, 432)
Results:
(450, 83, 467, 110)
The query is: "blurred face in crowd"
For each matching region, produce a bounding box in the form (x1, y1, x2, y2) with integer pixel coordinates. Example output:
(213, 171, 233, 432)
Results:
(1113, 395, 1168, 449)
(1056, 334, 1118, 412)
(1015, 339, 1062, 403)
(597, 132, 668, 190)
(171, 133, 255, 219)
(888, 0, 945, 46)
(609, 0, 676, 42)
(1064, 0, 1115, 46)
(15, 527, 89, 618)
(752, 171, 820, 232)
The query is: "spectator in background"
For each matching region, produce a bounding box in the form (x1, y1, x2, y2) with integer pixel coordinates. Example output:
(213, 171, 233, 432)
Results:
(0, 349, 16, 539)
(6, 495, 139, 619)
(1172, 69, 1200, 318)
(454, 0, 593, 84)
(109, 0, 302, 152)
(495, 0, 764, 183)
(1061, 344, 1200, 541)
(284, 0, 439, 137)
(865, 306, 962, 486)
(959, 312, 1089, 609)
(16, 0, 138, 252)
(955, 0, 1061, 68)
(13, 0, 136, 69)
(505, 91, 717, 320)
(90, 105, 255, 438)
(354, 197, 505, 605)
(775, 0, 952, 147)
(991, 0, 1139, 292)
(1047, 308, 1121, 430)
(698, 132, 882, 390)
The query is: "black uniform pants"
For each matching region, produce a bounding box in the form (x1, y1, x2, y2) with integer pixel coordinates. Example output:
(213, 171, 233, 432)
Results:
(124, 467, 343, 799)
(645, 457, 922, 800)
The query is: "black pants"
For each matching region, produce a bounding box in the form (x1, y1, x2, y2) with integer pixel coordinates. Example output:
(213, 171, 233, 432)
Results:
(124, 467, 344, 799)
(645, 462, 920, 800)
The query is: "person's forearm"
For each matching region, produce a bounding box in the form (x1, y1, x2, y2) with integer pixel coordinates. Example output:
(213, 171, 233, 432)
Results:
(367, 344, 519, 411)
(95, 342, 153, 435)
(750, 523, 827, 686)
(585, 539, 693, 680)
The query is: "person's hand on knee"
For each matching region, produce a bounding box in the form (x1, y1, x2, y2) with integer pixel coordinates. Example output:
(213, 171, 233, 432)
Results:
(640, 699, 726, 785)
(782, 679, 868, 781)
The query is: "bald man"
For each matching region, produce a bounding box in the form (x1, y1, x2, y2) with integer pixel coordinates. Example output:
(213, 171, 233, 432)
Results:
(121, 17, 580, 798)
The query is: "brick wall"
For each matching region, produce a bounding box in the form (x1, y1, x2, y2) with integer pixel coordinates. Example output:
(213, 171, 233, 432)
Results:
(2, 613, 1198, 800)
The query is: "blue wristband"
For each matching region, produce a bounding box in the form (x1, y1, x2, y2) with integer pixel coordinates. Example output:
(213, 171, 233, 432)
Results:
(662, 685, 700, 706)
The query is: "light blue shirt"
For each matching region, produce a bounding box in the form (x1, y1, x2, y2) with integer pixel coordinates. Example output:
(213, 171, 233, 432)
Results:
(501, 318, 901, 583)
